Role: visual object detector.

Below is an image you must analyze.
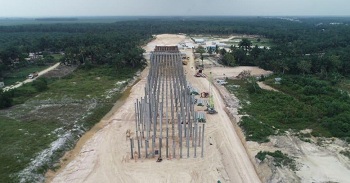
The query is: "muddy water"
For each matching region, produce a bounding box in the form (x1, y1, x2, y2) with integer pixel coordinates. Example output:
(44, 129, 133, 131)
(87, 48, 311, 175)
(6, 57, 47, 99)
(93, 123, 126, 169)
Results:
(45, 81, 137, 182)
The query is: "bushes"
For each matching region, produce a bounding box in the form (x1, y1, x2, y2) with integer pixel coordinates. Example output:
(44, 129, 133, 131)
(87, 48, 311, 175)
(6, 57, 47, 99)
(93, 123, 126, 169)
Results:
(0, 91, 13, 109)
(256, 150, 297, 170)
(227, 75, 350, 141)
(239, 116, 274, 143)
(32, 78, 48, 92)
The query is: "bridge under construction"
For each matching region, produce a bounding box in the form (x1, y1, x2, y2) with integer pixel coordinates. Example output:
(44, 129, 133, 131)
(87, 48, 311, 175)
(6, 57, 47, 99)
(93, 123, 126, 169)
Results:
(129, 46, 206, 160)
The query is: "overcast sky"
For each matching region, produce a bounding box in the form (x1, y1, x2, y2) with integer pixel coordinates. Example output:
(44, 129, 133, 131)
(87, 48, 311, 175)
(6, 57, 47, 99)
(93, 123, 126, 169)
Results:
(0, 0, 349, 17)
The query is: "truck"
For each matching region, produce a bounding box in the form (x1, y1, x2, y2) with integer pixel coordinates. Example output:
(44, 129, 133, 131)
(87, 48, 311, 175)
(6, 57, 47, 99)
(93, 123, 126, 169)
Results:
(28, 72, 38, 79)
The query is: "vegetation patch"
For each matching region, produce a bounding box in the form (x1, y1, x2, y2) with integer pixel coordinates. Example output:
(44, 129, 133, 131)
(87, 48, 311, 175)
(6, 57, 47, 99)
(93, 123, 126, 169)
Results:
(239, 116, 274, 143)
(3, 65, 48, 86)
(0, 66, 136, 182)
(0, 116, 60, 183)
(226, 76, 339, 143)
(256, 150, 297, 170)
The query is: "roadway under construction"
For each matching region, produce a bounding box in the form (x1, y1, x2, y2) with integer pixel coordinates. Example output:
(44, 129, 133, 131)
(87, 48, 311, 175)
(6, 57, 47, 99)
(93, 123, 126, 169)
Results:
(130, 46, 206, 160)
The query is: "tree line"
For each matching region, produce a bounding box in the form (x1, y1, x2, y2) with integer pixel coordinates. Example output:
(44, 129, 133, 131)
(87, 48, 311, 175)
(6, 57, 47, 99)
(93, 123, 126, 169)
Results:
(2, 17, 350, 109)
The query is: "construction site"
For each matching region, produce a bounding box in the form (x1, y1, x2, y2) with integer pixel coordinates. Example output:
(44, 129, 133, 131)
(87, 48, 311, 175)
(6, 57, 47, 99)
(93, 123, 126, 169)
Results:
(50, 34, 263, 183)
(129, 46, 207, 160)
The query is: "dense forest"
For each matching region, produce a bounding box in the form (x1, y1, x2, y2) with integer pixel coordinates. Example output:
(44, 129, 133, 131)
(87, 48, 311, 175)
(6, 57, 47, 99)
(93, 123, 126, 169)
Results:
(2, 17, 350, 77)
(1, 16, 350, 135)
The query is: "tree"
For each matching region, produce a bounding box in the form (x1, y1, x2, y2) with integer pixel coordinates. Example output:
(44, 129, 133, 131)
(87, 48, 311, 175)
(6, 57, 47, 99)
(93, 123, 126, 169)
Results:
(239, 38, 252, 53)
(195, 45, 206, 54)
(0, 91, 13, 109)
(297, 60, 312, 75)
(219, 48, 227, 56)
(230, 45, 236, 53)
(215, 45, 219, 54)
(221, 53, 235, 66)
(195, 46, 206, 67)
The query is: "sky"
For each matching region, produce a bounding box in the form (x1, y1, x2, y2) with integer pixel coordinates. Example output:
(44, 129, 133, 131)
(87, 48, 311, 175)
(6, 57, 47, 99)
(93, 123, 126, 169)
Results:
(0, 0, 350, 17)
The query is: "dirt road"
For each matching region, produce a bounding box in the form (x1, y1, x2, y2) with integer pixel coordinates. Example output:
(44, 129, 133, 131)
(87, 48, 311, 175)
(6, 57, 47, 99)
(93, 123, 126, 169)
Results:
(50, 34, 260, 183)
(3, 62, 60, 92)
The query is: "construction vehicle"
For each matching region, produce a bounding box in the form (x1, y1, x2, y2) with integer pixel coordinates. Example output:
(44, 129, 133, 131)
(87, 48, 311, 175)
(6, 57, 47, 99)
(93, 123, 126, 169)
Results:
(182, 60, 188, 65)
(206, 96, 217, 114)
(200, 91, 209, 98)
(197, 99, 205, 106)
(28, 72, 38, 79)
(195, 69, 206, 78)
(206, 72, 217, 114)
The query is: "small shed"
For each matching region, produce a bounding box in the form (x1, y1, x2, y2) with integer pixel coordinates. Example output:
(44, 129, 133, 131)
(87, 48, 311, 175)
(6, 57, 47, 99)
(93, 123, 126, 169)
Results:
(0, 82, 4, 88)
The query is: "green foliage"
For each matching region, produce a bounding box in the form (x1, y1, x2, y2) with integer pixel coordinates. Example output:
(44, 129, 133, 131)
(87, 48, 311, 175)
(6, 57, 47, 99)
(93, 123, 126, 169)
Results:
(0, 117, 60, 183)
(239, 38, 252, 52)
(256, 150, 297, 170)
(32, 78, 48, 92)
(270, 76, 350, 138)
(226, 76, 338, 142)
(0, 65, 134, 182)
(246, 78, 262, 94)
(195, 45, 206, 54)
(239, 116, 274, 143)
(11, 83, 40, 104)
(221, 53, 235, 66)
(0, 91, 13, 109)
(3, 65, 47, 86)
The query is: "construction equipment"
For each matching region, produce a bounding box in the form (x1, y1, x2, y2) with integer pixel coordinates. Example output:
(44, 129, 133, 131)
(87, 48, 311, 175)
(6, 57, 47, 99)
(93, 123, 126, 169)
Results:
(206, 72, 217, 114)
(200, 92, 209, 98)
(195, 69, 206, 78)
(206, 96, 217, 114)
(190, 88, 199, 95)
(28, 72, 38, 79)
(197, 99, 204, 106)
(182, 60, 188, 65)
(196, 112, 206, 123)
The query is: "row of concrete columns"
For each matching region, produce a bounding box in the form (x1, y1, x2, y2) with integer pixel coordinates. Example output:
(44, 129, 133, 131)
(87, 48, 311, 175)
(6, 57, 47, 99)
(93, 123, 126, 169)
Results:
(130, 49, 205, 160)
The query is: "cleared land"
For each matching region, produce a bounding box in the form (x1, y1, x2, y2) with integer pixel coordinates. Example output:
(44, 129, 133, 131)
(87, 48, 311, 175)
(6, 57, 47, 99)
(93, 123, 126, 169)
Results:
(50, 34, 261, 183)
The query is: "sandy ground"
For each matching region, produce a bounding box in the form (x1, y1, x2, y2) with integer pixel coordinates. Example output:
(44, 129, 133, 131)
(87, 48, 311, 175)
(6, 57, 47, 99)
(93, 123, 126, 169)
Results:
(50, 34, 261, 183)
(209, 66, 273, 79)
(3, 62, 60, 91)
(257, 82, 279, 92)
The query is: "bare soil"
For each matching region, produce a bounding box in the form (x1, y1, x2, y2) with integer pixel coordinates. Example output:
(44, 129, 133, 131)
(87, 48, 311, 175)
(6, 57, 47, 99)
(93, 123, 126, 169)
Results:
(50, 34, 261, 183)
(42, 64, 78, 78)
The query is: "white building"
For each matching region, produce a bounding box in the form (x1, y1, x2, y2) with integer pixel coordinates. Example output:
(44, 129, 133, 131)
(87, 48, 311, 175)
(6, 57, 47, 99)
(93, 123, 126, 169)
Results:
(194, 39, 205, 44)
